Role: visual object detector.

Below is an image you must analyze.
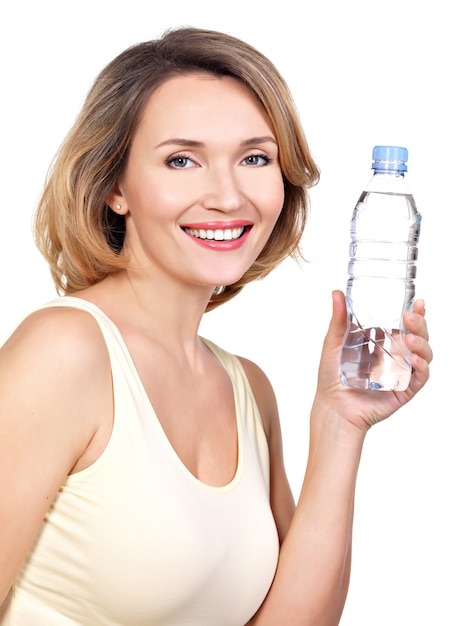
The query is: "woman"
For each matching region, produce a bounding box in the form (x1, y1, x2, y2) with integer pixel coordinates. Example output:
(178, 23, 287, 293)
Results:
(0, 27, 431, 625)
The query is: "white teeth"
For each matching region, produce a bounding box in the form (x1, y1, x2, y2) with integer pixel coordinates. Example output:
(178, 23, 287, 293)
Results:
(184, 227, 245, 241)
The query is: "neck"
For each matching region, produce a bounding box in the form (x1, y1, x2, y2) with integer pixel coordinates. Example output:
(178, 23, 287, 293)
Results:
(78, 270, 215, 359)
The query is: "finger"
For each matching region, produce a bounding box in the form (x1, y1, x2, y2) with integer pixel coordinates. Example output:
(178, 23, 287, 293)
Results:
(408, 351, 431, 393)
(406, 332, 433, 365)
(413, 298, 426, 316)
(404, 309, 429, 342)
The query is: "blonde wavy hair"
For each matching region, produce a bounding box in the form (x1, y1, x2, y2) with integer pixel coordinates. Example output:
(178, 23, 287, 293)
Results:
(34, 26, 320, 311)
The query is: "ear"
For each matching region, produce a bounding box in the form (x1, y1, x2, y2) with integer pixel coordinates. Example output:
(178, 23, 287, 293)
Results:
(106, 186, 129, 215)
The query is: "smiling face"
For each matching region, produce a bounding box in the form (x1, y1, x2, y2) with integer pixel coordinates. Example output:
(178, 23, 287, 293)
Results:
(108, 73, 285, 293)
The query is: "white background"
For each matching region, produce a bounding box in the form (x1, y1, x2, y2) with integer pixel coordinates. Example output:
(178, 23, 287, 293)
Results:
(1, 1, 468, 623)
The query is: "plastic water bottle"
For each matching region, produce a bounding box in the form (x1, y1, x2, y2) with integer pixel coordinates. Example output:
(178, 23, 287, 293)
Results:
(339, 145, 421, 391)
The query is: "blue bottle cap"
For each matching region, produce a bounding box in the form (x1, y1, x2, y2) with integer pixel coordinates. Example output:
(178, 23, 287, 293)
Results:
(372, 145, 408, 172)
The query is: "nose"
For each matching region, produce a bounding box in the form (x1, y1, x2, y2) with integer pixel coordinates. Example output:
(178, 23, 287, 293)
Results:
(200, 166, 245, 213)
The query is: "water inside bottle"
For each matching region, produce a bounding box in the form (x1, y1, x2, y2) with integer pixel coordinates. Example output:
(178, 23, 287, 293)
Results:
(340, 324, 411, 391)
(339, 188, 419, 391)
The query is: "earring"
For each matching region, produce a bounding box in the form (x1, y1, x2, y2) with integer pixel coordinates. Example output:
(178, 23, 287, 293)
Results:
(213, 285, 225, 296)
(116, 204, 122, 211)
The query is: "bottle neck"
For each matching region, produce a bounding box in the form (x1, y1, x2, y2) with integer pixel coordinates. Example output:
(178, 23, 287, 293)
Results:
(366, 169, 410, 193)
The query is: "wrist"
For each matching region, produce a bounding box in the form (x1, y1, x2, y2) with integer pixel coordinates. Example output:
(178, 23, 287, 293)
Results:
(309, 396, 368, 451)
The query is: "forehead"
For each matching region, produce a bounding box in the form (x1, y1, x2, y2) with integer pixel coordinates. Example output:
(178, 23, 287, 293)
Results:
(137, 73, 273, 136)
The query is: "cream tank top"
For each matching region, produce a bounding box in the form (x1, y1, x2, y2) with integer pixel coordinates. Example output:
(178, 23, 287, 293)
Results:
(1, 297, 279, 626)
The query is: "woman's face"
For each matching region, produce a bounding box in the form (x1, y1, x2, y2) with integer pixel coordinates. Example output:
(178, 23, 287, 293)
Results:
(110, 73, 285, 292)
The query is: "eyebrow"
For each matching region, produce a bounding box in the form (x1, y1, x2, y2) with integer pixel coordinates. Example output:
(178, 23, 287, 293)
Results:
(241, 136, 278, 147)
(155, 136, 278, 149)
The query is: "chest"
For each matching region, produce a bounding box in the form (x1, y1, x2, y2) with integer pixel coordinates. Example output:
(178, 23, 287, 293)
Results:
(17, 351, 279, 626)
(126, 336, 239, 487)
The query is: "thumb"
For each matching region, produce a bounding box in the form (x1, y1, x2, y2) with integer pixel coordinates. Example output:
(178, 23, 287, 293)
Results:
(316, 290, 348, 391)
(323, 290, 348, 351)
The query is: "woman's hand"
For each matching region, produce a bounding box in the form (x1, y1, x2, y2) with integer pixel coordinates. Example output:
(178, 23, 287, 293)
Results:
(315, 291, 432, 433)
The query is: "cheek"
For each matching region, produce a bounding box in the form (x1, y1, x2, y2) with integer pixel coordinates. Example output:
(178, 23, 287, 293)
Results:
(122, 175, 186, 220)
(265, 176, 285, 221)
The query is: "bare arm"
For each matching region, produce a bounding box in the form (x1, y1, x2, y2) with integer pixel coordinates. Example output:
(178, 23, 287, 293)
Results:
(0, 308, 112, 605)
(241, 356, 355, 626)
(245, 291, 431, 625)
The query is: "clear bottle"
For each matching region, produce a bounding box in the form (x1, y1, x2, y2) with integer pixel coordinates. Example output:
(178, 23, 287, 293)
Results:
(339, 145, 421, 391)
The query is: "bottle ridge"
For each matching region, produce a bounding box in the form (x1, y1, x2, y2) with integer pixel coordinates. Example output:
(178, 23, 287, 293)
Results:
(339, 146, 421, 391)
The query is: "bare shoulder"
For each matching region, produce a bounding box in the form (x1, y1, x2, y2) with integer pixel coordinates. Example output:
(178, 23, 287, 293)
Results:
(237, 355, 279, 438)
(0, 304, 112, 461)
(2, 304, 108, 363)
(236, 355, 275, 396)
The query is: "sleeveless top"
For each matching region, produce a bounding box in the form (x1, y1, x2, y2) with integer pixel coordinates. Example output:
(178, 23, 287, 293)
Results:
(1, 296, 279, 626)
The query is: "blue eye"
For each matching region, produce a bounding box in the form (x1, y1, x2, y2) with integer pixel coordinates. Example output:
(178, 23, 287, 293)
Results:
(242, 153, 272, 166)
(166, 154, 195, 169)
